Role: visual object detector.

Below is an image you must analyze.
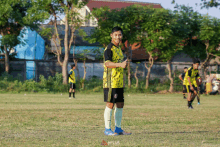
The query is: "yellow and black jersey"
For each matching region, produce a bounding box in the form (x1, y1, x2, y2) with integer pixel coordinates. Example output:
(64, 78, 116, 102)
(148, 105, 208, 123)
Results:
(103, 43, 124, 88)
(184, 66, 200, 87)
(69, 69, 75, 83)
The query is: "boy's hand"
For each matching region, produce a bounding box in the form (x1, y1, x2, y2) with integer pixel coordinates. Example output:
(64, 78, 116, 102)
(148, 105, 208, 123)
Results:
(119, 59, 127, 68)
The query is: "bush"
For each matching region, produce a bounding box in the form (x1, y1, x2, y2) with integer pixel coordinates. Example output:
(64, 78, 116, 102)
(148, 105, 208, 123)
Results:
(0, 73, 183, 93)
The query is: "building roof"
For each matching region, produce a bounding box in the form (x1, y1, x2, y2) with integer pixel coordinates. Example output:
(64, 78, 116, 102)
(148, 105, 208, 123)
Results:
(87, 0, 163, 11)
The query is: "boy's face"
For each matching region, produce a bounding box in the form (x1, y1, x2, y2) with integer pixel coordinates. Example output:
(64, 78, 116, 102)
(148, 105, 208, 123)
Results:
(110, 30, 123, 45)
(184, 68, 188, 73)
(72, 66, 76, 70)
(193, 63, 200, 69)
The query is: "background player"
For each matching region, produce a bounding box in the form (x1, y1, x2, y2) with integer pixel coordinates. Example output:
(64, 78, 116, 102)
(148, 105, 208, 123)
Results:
(184, 60, 201, 109)
(179, 67, 188, 99)
(69, 63, 76, 99)
(103, 27, 131, 136)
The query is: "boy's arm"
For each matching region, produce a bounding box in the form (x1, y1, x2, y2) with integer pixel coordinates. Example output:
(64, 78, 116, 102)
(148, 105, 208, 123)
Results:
(68, 71, 74, 80)
(179, 74, 183, 81)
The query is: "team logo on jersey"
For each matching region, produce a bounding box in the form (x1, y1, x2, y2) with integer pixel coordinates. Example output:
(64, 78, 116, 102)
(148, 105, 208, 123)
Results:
(114, 94, 118, 99)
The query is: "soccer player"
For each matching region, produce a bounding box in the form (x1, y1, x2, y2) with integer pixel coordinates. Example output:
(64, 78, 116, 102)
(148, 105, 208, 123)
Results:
(68, 63, 76, 99)
(179, 67, 188, 99)
(184, 60, 202, 109)
(103, 27, 131, 136)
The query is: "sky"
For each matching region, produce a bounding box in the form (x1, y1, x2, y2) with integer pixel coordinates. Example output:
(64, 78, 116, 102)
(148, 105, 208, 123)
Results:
(132, 0, 220, 18)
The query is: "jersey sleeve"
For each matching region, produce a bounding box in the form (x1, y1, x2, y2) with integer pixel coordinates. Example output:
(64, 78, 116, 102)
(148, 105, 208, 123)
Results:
(188, 69, 192, 77)
(181, 73, 185, 79)
(69, 70, 73, 75)
(104, 44, 113, 62)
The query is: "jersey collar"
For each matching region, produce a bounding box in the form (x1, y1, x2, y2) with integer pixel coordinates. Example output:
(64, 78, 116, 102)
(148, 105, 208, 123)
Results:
(111, 42, 120, 48)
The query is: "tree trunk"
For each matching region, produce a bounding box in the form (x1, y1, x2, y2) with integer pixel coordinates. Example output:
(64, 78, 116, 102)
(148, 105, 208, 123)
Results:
(4, 45, 9, 73)
(73, 59, 80, 88)
(145, 68, 151, 89)
(167, 60, 174, 93)
(82, 60, 87, 89)
(201, 42, 212, 79)
(145, 53, 154, 89)
(62, 13, 70, 84)
(134, 65, 138, 88)
(127, 58, 131, 88)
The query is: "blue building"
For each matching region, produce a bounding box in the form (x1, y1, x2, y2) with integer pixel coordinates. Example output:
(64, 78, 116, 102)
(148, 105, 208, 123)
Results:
(15, 27, 45, 79)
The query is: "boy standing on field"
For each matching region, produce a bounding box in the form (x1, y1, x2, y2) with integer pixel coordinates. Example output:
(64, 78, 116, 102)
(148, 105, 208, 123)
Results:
(69, 63, 76, 99)
(103, 26, 131, 136)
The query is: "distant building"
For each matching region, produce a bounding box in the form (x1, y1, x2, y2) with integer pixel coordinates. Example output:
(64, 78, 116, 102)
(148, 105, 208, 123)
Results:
(14, 27, 45, 79)
(0, 27, 45, 79)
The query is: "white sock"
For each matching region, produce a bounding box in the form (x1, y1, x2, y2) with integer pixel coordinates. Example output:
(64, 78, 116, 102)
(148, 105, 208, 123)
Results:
(114, 107, 123, 128)
(104, 106, 112, 129)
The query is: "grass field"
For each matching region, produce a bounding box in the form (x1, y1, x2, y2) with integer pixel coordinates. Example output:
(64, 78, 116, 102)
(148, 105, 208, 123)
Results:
(0, 93, 220, 147)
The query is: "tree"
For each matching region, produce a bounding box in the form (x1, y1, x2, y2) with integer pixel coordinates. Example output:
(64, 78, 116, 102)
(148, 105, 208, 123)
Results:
(199, 16, 220, 77)
(77, 49, 92, 89)
(35, 0, 89, 84)
(201, 0, 220, 8)
(89, 5, 159, 88)
(134, 62, 140, 88)
(172, 0, 220, 7)
(171, 4, 208, 58)
(159, 12, 185, 93)
(0, 0, 45, 73)
(139, 8, 176, 89)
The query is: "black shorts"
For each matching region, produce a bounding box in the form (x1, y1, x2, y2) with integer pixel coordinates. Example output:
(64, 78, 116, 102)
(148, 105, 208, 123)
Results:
(104, 88, 124, 103)
(187, 85, 197, 93)
(183, 85, 187, 93)
(70, 83, 76, 89)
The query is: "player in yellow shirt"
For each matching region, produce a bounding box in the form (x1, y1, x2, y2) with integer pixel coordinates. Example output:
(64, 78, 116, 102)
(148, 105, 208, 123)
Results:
(184, 60, 202, 109)
(103, 27, 131, 136)
(179, 67, 188, 99)
(69, 63, 76, 99)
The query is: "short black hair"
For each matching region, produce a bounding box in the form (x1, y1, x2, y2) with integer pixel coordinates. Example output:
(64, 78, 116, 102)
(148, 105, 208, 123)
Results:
(193, 59, 200, 64)
(184, 67, 188, 69)
(71, 63, 75, 69)
(111, 26, 123, 35)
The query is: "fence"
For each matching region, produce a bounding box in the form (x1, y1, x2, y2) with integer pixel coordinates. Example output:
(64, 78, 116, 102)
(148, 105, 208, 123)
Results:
(0, 60, 220, 81)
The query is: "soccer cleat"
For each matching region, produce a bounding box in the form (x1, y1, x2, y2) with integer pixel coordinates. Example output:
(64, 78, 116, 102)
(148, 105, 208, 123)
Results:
(198, 102, 200, 105)
(104, 128, 118, 136)
(114, 127, 132, 135)
(73, 96, 75, 98)
(183, 97, 186, 99)
(188, 105, 194, 109)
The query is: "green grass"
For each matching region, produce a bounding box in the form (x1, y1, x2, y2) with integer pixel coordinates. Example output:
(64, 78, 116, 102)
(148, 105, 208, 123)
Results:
(0, 93, 220, 147)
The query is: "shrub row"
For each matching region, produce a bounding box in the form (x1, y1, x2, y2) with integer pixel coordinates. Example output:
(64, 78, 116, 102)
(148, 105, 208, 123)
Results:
(0, 72, 182, 93)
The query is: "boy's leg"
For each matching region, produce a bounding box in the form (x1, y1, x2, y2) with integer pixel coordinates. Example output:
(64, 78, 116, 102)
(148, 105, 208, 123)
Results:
(187, 85, 193, 109)
(69, 83, 73, 98)
(196, 88, 200, 104)
(103, 88, 118, 136)
(183, 85, 187, 99)
(69, 88, 72, 98)
(72, 84, 76, 98)
(72, 88, 75, 98)
(113, 88, 131, 135)
(104, 102, 117, 135)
